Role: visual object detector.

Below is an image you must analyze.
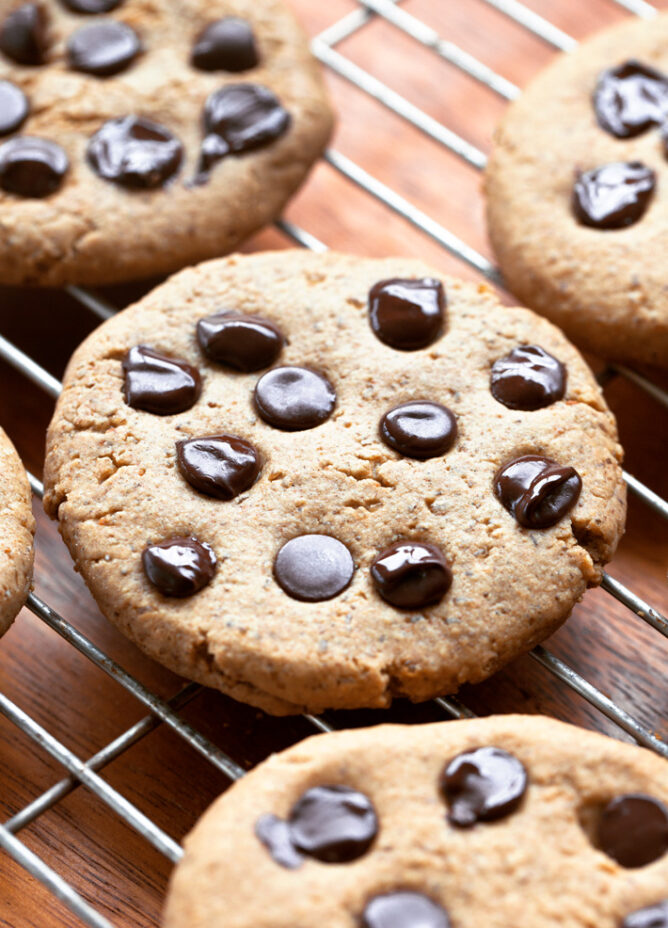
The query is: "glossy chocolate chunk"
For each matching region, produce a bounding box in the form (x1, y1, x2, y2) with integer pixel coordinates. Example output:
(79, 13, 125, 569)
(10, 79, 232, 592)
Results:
(597, 794, 668, 868)
(142, 536, 216, 597)
(491, 345, 566, 410)
(122, 346, 201, 415)
(368, 277, 445, 350)
(0, 81, 29, 136)
(254, 366, 335, 431)
(0, 136, 68, 197)
(370, 541, 451, 609)
(573, 162, 655, 230)
(176, 435, 261, 500)
(197, 311, 284, 372)
(191, 17, 258, 73)
(362, 892, 451, 928)
(61, 0, 123, 12)
(441, 746, 528, 827)
(380, 401, 457, 459)
(0, 3, 47, 66)
(255, 814, 304, 870)
(274, 535, 354, 602)
(288, 785, 378, 862)
(87, 116, 183, 188)
(494, 455, 581, 529)
(200, 83, 290, 169)
(594, 60, 668, 138)
(622, 900, 668, 928)
(67, 21, 141, 77)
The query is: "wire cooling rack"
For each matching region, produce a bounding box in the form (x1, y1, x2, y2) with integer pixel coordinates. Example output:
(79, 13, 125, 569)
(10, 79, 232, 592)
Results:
(1, 1, 667, 925)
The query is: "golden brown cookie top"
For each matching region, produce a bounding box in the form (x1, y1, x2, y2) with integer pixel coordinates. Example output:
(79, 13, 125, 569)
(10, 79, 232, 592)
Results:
(0, 426, 34, 636)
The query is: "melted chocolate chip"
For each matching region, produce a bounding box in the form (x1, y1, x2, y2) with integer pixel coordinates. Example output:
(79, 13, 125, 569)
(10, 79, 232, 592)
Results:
(122, 346, 201, 415)
(597, 794, 668, 868)
(380, 401, 456, 459)
(254, 366, 335, 431)
(370, 542, 451, 610)
(0, 3, 47, 66)
(197, 311, 285, 372)
(87, 116, 183, 188)
(494, 455, 581, 529)
(288, 785, 378, 862)
(274, 535, 354, 602)
(573, 162, 655, 230)
(191, 17, 258, 72)
(176, 435, 261, 500)
(200, 83, 290, 170)
(0, 81, 29, 136)
(594, 60, 668, 139)
(67, 21, 141, 77)
(60, 0, 123, 12)
(491, 345, 566, 411)
(622, 900, 668, 928)
(368, 278, 445, 350)
(362, 893, 451, 928)
(0, 136, 68, 197)
(142, 536, 216, 597)
(255, 814, 304, 870)
(441, 746, 528, 827)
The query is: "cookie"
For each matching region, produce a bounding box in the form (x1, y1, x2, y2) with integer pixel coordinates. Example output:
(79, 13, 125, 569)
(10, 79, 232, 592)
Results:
(163, 715, 668, 928)
(43, 251, 626, 715)
(0, 0, 333, 285)
(0, 426, 34, 636)
(485, 14, 668, 369)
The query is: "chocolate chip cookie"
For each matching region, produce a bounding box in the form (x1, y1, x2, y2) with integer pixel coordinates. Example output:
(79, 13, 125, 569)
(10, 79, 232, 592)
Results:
(486, 13, 668, 369)
(0, 0, 333, 285)
(43, 251, 626, 714)
(0, 427, 34, 636)
(163, 715, 668, 928)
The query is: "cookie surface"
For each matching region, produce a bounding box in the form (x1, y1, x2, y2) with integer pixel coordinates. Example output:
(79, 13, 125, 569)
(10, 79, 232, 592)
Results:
(0, 427, 34, 636)
(43, 251, 626, 714)
(163, 716, 668, 928)
(0, 0, 332, 285)
(485, 14, 668, 369)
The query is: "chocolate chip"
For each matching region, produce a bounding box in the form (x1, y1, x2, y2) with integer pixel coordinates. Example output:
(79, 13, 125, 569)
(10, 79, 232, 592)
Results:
(87, 116, 183, 188)
(60, 0, 123, 12)
(597, 794, 668, 868)
(368, 278, 445, 350)
(380, 401, 457, 459)
(370, 542, 451, 610)
(254, 366, 335, 431)
(441, 746, 528, 827)
(197, 311, 285, 372)
(176, 435, 261, 501)
(362, 893, 451, 928)
(494, 455, 581, 529)
(288, 785, 378, 862)
(142, 536, 216, 597)
(191, 17, 258, 72)
(255, 814, 304, 870)
(622, 900, 668, 928)
(200, 83, 290, 170)
(491, 345, 566, 411)
(0, 81, 29, 136)
(0, 136, 68, 197)
(0, 3, 47, 66)
(274, 535, 354, 602)
(594, 60, 668, 138)
(122, 346, 201, 415)
(67, 21, 141, 77)
(573, 162, 655, 230)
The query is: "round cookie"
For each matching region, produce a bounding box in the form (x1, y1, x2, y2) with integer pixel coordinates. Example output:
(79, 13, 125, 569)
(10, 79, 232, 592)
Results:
(43, 251, 626, 715)
(0, 427, 34, 636)
(0, 0, 333, 285)
(485, 14, 668, 369)
(163, 715, 668, 928)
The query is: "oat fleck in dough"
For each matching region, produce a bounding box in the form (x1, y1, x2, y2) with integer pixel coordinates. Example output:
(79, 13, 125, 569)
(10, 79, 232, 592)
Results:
(43, 252, 626, 715)
(0, 427, 34, 636)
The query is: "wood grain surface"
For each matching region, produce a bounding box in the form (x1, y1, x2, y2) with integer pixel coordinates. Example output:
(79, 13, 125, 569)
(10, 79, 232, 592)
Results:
(1, 1, 667, 926)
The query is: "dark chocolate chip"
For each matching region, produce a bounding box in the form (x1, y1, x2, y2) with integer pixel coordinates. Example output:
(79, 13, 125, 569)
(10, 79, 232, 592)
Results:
(274, 535, 354, 602)
(0, 81, 29, 136)
(368, 278, 445, 351)
(380, 401, 457, 459)
(594, 60, 668, 138)
(60, 0, 123, 13)
(362, 892, 451, 928)
(440, 746, 528, 827)
(200, 83, 290, 170)
(597, 794, 668, 868)
(191, 17, 258, 73)
(87, 116, 183, 188)
(255, 814, 304, 870)
(494, 455, 581, 529)
(288, 785, 378, 862)
(176, 435, 261, 500)
(0, 3, 47, 66)
(197, 311, 285, 372)
(122, 346, 201, 415)
(370, 541, 451, 610)
(254, 366, 335, 431)
(622, 900, 668, 928)
(67, 21, 141, 77)
(573, 162, 655, 230)
(142, 536, 216, 598)
(0, 136, 68, 197)
(491, 345, 566, 410)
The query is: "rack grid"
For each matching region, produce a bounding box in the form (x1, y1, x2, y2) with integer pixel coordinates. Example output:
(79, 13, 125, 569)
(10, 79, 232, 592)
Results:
(1, 1, 667, 925)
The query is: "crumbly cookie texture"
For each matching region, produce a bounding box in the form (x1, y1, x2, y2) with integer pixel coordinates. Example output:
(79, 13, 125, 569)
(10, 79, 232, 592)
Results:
(43, 251, 626, 715)
(163, 716, 668, 928)
(0, 0, 333, 286)
(486, 13, 668, 369)
(0, 427, 34, 636)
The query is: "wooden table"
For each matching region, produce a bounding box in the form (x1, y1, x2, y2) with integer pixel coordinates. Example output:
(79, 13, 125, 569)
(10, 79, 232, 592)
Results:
(1, 1, 667, 925)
